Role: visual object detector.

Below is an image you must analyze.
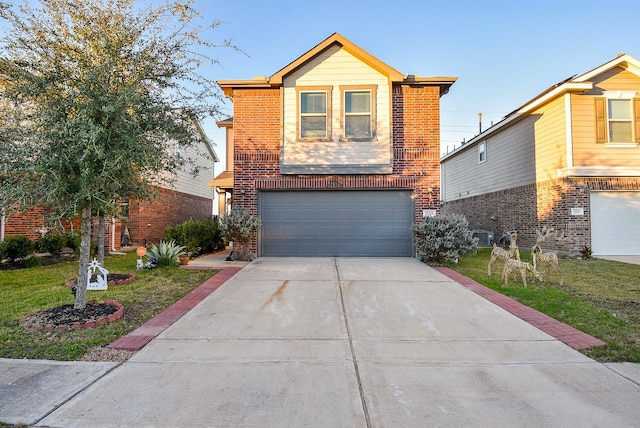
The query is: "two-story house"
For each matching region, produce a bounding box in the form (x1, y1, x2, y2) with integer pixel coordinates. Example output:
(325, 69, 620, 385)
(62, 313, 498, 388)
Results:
(214, 33, 456, 256)
(441, 53, 640, 256)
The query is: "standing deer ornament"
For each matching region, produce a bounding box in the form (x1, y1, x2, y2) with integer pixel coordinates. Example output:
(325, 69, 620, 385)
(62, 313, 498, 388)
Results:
(531, 226, 564, 285)
(488, 231, 520, 276)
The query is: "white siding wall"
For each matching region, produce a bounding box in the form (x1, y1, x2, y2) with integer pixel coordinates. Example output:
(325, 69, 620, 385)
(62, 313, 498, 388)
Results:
(173, 140, 215, 200)
(442, 115, 538, 201)
(281, 45, 391, 167)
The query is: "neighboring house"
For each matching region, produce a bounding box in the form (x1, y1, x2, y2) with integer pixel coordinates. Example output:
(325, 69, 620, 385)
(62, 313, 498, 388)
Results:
(1, 121, 219, 250)
(214, 33, 456, 256)
(441, 53, 640, 256)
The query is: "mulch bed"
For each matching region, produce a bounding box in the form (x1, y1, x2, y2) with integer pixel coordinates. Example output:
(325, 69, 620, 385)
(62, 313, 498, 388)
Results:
(20, 300, 125, 332)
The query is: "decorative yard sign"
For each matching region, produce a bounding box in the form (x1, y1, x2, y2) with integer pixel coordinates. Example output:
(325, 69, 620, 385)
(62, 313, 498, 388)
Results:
(136, 246, 147, 270)
(87, 258, 109, 290)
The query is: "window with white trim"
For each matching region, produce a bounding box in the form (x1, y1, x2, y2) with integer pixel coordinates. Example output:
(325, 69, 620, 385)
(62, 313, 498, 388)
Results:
(608, 98, 633, 143)
(299, 89, 330, 139)
(478, 141, 487, 163)
(340, 85, 376, 141)
(595, 92, 640, 145)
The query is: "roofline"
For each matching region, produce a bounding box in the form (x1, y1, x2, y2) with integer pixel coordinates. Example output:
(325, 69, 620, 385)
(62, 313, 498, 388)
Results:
(217, 33, 457, 98)
(192, 119, 219, 163)
(440, 81, 592, 162)
(574, 53, 640, 82)
(269, 32, 405, 84)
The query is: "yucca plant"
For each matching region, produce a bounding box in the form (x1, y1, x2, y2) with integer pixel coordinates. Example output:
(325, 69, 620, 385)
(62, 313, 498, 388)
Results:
(147, 240, 186, 267)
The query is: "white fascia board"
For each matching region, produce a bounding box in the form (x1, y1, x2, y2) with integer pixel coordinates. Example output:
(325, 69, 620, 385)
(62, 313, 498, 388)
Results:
(441, 82, 592, 162)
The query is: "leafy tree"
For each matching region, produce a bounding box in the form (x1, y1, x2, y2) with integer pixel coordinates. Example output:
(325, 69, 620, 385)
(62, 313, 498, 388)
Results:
(0, 0, 234, 308)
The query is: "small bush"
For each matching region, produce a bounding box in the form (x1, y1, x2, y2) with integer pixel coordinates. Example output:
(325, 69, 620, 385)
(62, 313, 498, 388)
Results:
(164, 217, 222, 256)
(580, 245, 593, 260)
(413, 214, 478, 265)
(65, 230, 81, 254)
(219, 209, 261, 261)
(37, 233, 67, 255)
(148, 240, 186, 267)
(1, 235, 34, 261)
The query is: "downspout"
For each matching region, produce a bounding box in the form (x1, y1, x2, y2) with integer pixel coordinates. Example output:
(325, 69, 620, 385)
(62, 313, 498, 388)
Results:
(1, 215, 4, 241)
(564, 93, 574, 170)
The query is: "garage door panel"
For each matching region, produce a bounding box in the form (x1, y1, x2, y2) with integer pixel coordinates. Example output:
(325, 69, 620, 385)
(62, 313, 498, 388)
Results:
(591, 191, 640, 255)
(259, 190, 412, 257)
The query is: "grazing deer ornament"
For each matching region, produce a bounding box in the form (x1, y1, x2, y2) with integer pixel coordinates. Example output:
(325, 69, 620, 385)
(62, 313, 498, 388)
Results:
(502, 258, 542, 286)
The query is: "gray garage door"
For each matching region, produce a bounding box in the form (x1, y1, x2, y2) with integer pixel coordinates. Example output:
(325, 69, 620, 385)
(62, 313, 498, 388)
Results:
(259, 190, 413, 257)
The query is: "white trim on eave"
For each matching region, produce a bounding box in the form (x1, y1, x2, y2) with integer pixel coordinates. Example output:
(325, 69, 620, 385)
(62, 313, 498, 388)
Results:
(441, 82, 592, 162)
(573, 53, 640, 82)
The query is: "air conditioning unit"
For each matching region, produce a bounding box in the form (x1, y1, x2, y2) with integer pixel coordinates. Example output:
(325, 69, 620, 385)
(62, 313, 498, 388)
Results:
(472, 229, 494, 247)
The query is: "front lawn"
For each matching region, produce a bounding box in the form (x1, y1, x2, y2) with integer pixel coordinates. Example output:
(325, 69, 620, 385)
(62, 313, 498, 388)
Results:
(0, 251, 216, 361)
(448, 248, 640, 362)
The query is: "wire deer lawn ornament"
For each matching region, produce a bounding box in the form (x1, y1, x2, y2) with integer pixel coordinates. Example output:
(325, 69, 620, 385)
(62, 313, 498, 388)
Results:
(532, 226, 564, 285)
(488, 231, 519, 276)
(502, 258, 542, 286)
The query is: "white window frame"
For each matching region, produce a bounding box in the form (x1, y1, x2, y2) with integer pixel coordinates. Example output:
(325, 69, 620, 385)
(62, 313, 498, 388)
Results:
(604, 91, 637, 147)
(297, 86, 332, 141)
(478, 141, 487, 163)
(340, 85, 377, 141)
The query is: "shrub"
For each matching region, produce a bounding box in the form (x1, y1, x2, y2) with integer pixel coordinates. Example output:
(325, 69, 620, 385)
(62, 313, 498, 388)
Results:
(413, 214, 478, 265)
(148, 240, 186, 267)
(219, 209, 261, 261)
(37, 233, 67, 255)
(66, 230, 81, 252)
(1, 235, 34, 261)
(163, 217, 222, 256)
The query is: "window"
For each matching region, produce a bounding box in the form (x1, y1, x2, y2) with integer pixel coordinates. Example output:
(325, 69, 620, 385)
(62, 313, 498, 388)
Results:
(341, 85, 376, 140)
(345, 91, 371, 138)
(608, 99, 633, 143)
(478, 141, 487, 163)
(595, 93, 640, 145)
(299, 89, 330, 139)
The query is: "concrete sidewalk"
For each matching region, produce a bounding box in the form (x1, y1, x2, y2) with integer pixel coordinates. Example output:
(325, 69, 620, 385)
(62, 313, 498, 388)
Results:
(21, 257, 639, 427)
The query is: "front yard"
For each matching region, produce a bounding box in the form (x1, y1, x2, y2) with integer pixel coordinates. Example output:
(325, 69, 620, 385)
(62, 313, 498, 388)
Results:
(448, 248, 640, 362)
(2, 248, 639, 363)
(0, 251, 215, 361)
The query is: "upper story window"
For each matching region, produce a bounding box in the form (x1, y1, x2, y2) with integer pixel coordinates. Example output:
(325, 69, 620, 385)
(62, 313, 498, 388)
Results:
(341, 85, 376, 141)
(608, 99, 633, 142)
(298, 86, 332, 140)
(478, 141, 487, 163)
(595, 92, 640, 146)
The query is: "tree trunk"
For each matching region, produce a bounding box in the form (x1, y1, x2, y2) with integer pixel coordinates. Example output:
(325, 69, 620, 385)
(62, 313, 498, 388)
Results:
(98, 215, 106, 266)
(74, 203, 92, 310)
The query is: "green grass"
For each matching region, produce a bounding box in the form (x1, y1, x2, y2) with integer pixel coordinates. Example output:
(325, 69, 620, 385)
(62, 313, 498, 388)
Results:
(0, 252, 216, 361)
(448, 248, 640, 362)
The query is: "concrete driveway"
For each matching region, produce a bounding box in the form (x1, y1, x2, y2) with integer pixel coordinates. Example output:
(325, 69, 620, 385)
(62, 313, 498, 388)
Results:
(38, 257, 640, 427)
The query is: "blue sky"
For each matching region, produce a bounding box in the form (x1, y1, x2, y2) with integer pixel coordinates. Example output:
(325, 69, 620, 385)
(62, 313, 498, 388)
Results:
(199, 0, 640, 170)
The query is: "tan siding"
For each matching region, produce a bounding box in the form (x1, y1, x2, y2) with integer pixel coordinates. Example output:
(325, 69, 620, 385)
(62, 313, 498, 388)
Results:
(572, 69, 640, 168)
(533, 97, 567, 181)
(586, 68, 640, 94)
(282, 45, 392, 168)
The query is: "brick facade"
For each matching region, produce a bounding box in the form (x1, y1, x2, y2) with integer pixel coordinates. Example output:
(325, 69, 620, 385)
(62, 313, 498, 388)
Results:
(232, 84, 443, 254)
(2, 187, 212, 250)
(443, 177, 640, 254)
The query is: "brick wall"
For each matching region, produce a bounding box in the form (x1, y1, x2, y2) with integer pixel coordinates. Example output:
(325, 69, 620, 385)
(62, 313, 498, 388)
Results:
(2, 188, 212, 251)
(232, 84, 443, 254)
(122, 187, 212, 247)
(443, 176, 640, 254)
